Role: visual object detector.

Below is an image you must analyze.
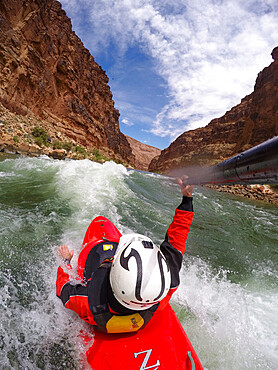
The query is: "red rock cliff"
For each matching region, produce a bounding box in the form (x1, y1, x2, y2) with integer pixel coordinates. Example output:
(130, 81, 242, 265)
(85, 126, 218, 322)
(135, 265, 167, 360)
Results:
(125, 135, 161, 171)
(0, 0, 134, 164)
(149, 48, 278, 173)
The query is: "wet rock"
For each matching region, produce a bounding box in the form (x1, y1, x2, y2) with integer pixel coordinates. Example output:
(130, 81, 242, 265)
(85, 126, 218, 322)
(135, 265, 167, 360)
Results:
(49, 148, 67, 159)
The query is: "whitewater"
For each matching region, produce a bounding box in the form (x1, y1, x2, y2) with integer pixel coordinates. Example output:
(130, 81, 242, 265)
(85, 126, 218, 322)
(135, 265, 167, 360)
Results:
(0, 155, 277, 369)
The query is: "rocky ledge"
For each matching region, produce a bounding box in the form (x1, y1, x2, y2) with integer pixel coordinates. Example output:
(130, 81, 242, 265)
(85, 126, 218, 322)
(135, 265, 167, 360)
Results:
(0, 102, 129, 163)
(206, 184, 278, 206)
(0, 102, 160, 168)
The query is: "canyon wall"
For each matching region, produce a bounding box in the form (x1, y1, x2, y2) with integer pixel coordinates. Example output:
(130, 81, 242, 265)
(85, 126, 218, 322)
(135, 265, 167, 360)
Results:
(125, 135, 161, 171)
(149, 47, 278, 173)
(0, 0, 134, 164)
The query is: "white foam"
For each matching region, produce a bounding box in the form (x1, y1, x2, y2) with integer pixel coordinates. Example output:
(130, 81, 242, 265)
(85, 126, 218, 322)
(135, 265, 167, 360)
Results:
(0, 156, 277, 369)
(174, 256, 278, 369)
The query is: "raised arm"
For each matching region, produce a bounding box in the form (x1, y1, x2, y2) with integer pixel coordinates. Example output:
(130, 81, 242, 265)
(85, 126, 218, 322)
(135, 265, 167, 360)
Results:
(160, 179, 194, 291)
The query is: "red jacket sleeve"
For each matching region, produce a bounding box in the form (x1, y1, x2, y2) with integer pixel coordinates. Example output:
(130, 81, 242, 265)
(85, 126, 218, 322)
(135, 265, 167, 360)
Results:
(56, 266, 71, 296)
(56, 265, 97, 326)
(160, 196, 194, 291)
(166, 196, 194, 254)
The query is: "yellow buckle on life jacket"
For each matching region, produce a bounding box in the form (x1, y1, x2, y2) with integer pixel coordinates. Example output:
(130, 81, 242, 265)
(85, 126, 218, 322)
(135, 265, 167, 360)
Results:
(103, 244, 113, 251)
(106, 313, 145, 333)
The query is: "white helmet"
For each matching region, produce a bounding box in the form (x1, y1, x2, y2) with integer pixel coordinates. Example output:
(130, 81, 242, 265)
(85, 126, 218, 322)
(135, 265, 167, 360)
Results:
(110, 234, 171, 311)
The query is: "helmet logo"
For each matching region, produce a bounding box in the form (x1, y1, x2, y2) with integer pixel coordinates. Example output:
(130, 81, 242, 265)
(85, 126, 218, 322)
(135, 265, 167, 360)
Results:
(119, 241, 168, 304)
(120, 246, 143, 302)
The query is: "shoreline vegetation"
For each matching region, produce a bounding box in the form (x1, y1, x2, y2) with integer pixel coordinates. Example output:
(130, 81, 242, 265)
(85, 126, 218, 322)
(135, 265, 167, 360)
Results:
(0, 103, 130, 166)
(1, 103, 277, 206)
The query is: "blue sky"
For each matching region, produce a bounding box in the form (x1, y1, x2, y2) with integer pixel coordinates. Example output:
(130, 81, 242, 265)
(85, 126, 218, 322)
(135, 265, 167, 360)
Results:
(59, 0, 278, 149)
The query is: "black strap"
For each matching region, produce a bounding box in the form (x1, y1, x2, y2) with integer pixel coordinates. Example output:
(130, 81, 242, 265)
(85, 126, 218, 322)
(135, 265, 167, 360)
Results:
(87, 263, 159, 332)
(87, 263, 113, 332)
(83, 241, 118, 282)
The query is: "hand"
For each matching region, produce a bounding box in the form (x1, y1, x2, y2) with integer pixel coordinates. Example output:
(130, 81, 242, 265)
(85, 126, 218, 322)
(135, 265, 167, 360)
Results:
(176, 176, 193, 197)
(58, 245, 74, 262)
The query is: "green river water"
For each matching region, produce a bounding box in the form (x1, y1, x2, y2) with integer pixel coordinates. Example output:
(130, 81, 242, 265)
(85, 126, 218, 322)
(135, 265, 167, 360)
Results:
(0, 155, 277, 369)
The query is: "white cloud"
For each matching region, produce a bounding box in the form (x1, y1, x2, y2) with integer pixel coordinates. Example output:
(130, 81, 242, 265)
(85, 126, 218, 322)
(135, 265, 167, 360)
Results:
(60, 0, 278, 141)
(121, 118, 134, 126)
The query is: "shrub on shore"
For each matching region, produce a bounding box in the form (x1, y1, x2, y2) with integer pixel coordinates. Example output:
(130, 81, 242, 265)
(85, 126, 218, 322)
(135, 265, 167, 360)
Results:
(31, 126, 49, 147)
(53, 140, 73, 152)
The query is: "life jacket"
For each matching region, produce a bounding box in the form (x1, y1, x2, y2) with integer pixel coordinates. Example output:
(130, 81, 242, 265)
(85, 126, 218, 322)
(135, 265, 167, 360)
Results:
(87, 262, 159, 333)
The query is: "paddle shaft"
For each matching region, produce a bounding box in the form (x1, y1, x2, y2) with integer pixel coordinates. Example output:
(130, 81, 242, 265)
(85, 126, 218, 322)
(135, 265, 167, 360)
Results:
(171, 136, 278, 185)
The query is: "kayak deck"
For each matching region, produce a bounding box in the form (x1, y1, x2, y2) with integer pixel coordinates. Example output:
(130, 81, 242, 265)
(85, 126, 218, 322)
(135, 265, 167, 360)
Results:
(78, 216, 203, 369)
(86, 303, 203, 369)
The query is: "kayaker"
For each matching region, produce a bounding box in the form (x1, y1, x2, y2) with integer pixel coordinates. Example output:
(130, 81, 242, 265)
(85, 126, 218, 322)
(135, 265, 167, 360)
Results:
(56, 179, 194, 333)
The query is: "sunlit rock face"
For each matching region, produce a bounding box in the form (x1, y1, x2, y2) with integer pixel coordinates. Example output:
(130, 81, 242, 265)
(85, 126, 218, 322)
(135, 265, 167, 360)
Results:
(149, 47, 278, 173)
(125, 135, 161, 171)
(0, 0, 134, 164)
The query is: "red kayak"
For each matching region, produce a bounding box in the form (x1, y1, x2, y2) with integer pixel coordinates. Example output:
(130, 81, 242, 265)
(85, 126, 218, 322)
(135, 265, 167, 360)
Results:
(78, 217, 203, 370)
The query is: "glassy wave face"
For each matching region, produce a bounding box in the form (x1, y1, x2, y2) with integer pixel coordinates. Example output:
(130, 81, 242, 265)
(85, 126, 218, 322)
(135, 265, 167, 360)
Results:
(0, 156, 277, 369)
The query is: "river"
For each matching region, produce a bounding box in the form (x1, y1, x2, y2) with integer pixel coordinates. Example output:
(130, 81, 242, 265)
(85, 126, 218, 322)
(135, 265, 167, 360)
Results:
(0, 156, 277, 369)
